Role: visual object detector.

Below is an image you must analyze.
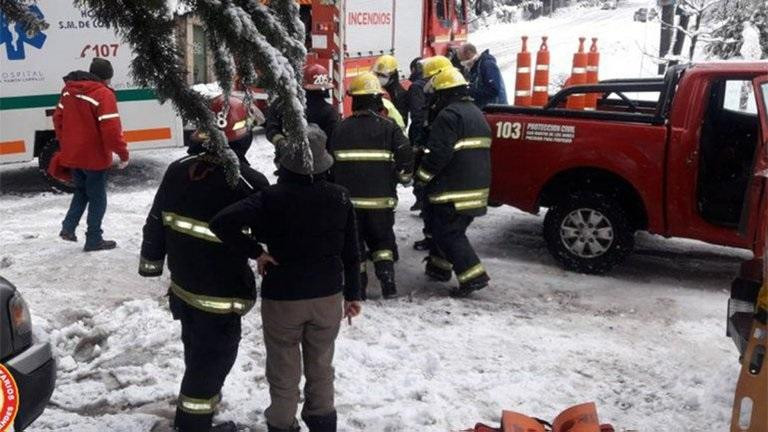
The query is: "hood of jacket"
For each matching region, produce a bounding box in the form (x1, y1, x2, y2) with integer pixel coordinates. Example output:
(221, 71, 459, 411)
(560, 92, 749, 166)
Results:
(62, 70, 110, 96)
(470, 50, 497, 72)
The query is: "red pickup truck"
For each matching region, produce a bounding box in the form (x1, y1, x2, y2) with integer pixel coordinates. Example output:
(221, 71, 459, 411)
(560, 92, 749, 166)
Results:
(485, 62, 768, 274)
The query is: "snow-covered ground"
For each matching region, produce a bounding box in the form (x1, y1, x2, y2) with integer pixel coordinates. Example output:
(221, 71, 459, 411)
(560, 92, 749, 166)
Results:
(0, 2, 753, 431)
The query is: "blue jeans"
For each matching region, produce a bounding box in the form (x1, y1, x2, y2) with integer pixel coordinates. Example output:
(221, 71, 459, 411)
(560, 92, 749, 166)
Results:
(61, 169, 107, 246)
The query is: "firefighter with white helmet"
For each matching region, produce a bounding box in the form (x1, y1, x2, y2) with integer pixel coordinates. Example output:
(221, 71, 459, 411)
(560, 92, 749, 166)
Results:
(329, 71, 413, 299)
(416, 67, 492, 298)
(140, 94, 269, 432)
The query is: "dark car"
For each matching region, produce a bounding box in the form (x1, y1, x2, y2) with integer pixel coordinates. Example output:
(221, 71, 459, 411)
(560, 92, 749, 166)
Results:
(0, 277, 56, 430)
(633, 7, 648, 22)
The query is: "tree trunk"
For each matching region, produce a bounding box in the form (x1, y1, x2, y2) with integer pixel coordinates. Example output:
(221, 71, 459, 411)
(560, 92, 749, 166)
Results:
(658, 4, 677, 74)
(688, 12, 702, 60)
(668, 11, 690, 67)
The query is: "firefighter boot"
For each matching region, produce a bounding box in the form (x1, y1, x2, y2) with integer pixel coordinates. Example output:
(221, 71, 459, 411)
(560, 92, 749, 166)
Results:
(267, 425, 300, 432)
(424, 256, 452, 282)
(450, 273, 490, 298)
(303, 411, 337, 432)
(375, 262, 398, 299)
(210, 421, 238, 432)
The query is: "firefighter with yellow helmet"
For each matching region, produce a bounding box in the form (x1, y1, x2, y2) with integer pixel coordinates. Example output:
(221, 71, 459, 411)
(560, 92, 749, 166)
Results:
(329, 71, 413, 299)
(415, 66, 492, 298)
(411, 55, 454, 248)
(371, 54, 410, 126)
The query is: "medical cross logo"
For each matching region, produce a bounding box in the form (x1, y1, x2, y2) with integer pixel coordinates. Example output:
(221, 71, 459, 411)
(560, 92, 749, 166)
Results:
(0, 5, 47, 61)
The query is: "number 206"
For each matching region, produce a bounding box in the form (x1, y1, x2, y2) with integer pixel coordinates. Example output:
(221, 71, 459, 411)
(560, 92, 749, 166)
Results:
(496, 121, 522, 139)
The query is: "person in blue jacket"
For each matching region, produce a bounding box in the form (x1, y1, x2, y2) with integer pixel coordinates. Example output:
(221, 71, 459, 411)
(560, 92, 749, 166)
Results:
(458, 43, 508, 109)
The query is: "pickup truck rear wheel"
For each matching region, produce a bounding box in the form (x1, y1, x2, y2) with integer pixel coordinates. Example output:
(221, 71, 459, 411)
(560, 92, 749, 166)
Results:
(543, 191, 634, 274)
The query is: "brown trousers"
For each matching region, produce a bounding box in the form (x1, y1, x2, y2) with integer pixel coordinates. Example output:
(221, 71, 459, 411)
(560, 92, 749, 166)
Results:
(261, 293, 343, 429)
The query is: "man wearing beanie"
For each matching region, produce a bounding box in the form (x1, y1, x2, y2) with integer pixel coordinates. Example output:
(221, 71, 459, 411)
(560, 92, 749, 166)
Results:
(210, 124, 363, 432)
(53, 57, 129, 251)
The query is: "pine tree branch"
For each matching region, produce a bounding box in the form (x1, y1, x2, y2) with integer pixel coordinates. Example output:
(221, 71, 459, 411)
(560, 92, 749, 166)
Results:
(75, 0, 240, 186)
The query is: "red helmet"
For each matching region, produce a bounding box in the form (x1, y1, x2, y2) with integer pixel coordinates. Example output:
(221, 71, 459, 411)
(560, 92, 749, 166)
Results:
(209, 94, 251, 141)
(303, 64, 333, 90)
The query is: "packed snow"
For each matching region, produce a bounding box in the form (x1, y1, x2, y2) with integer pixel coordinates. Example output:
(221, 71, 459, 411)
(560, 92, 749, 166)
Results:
(0, 1, 756, 431)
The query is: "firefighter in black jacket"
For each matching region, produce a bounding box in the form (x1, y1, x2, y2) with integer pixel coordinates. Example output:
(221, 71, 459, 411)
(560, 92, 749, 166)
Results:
(330, 72, 414, 300)
(371, 54, 410, 126)
(415, 67, 492, 298)
(265, 64, 339, 164)
(139, 95, 269, 432)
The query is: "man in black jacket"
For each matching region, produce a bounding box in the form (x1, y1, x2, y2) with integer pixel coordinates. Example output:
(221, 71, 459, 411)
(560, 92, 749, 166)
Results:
(330, 72, 413, 300)
(210, 125, 362, 432)
(139, 108, 269, 432)
(415, 67, 492, 298)
(265, 64, 339, 164)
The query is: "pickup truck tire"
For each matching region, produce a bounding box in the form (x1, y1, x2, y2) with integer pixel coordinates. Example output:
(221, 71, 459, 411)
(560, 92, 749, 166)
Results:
(543, 191, 634, 274)
(38, 139, 75, 193)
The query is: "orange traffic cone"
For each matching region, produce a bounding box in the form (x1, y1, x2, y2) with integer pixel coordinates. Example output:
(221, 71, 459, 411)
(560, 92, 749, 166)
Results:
(566, 37, 587, 110)
(585, 38, 600, 110)
(531, 36, 550, 107)
(514, 36, 532, 106)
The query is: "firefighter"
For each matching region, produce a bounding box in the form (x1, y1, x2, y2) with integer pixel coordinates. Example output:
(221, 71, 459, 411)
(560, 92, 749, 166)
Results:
(265, 63, 339, 163)
(139, 94, 269, 432)
(412, 55, 453, 249)
(187, 94, 256, 164)
(371, 54, 409, 126)
(415, 67, 492, 298)
(329, 72, 413, 300)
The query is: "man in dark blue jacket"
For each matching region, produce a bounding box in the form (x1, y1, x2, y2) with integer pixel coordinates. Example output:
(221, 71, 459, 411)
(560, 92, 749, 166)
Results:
(458, 43, 508, 109)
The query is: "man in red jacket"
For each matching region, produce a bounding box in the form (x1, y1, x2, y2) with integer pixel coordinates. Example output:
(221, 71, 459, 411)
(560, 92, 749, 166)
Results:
(54, 58, 129, 251)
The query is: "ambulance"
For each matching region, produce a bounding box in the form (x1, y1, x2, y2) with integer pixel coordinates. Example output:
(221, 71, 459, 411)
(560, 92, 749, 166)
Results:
(0, 1, 183, 190)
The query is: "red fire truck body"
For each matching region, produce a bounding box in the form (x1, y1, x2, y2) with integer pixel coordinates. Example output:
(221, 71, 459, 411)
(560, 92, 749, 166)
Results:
(256, 0, 469, 115)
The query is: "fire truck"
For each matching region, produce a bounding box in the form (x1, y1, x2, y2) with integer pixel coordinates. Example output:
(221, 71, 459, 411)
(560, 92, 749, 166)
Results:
(264, 0, 470, 114)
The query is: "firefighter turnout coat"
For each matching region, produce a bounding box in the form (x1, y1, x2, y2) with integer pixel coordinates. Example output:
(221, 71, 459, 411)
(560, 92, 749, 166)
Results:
(139, 153, 269, 314)
(416, 96, 492, 217)
(330, 110, 414, 211)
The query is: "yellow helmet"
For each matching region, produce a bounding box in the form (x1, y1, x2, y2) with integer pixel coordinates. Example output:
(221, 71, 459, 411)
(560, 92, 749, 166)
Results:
(431, 67, 468, 91)
(347, 72, 385, 96)
(422, 55, 452, 79)
(372, 55, 398, 76)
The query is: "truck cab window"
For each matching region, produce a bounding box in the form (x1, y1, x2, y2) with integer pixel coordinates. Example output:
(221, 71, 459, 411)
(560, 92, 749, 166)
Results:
(697, 79, 760, 227)
(455, 0, 466, 22)
(436, 0, 447, 22)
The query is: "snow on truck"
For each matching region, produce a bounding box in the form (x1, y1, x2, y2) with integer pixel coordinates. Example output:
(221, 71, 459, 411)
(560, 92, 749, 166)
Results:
(0, 1, 184, 190)
(485, 62, 768, 274)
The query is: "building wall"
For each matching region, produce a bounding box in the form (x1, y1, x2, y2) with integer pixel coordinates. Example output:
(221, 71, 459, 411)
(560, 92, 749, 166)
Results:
(175, 14, 215, 86)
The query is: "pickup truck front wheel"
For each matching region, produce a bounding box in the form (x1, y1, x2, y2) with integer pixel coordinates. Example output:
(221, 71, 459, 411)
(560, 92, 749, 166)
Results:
(543, 191, 634, 274)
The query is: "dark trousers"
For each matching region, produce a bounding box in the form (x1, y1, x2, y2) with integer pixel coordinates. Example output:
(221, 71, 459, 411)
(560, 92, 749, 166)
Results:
(170, 294, 242, 432)
(425, 203, 487, 286)
(61, 169, 107, 246)
(355, 209, 397, 294)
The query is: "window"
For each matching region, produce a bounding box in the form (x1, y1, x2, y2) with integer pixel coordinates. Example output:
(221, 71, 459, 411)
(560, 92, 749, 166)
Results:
(722, 80, 758, 115)
(192, 24, 208, 84)
(455, 0, 466, 21)
(436, 0, 447, 21)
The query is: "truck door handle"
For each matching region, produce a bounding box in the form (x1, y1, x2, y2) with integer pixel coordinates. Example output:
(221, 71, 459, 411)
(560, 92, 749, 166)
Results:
(686, 150, 699, 166)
